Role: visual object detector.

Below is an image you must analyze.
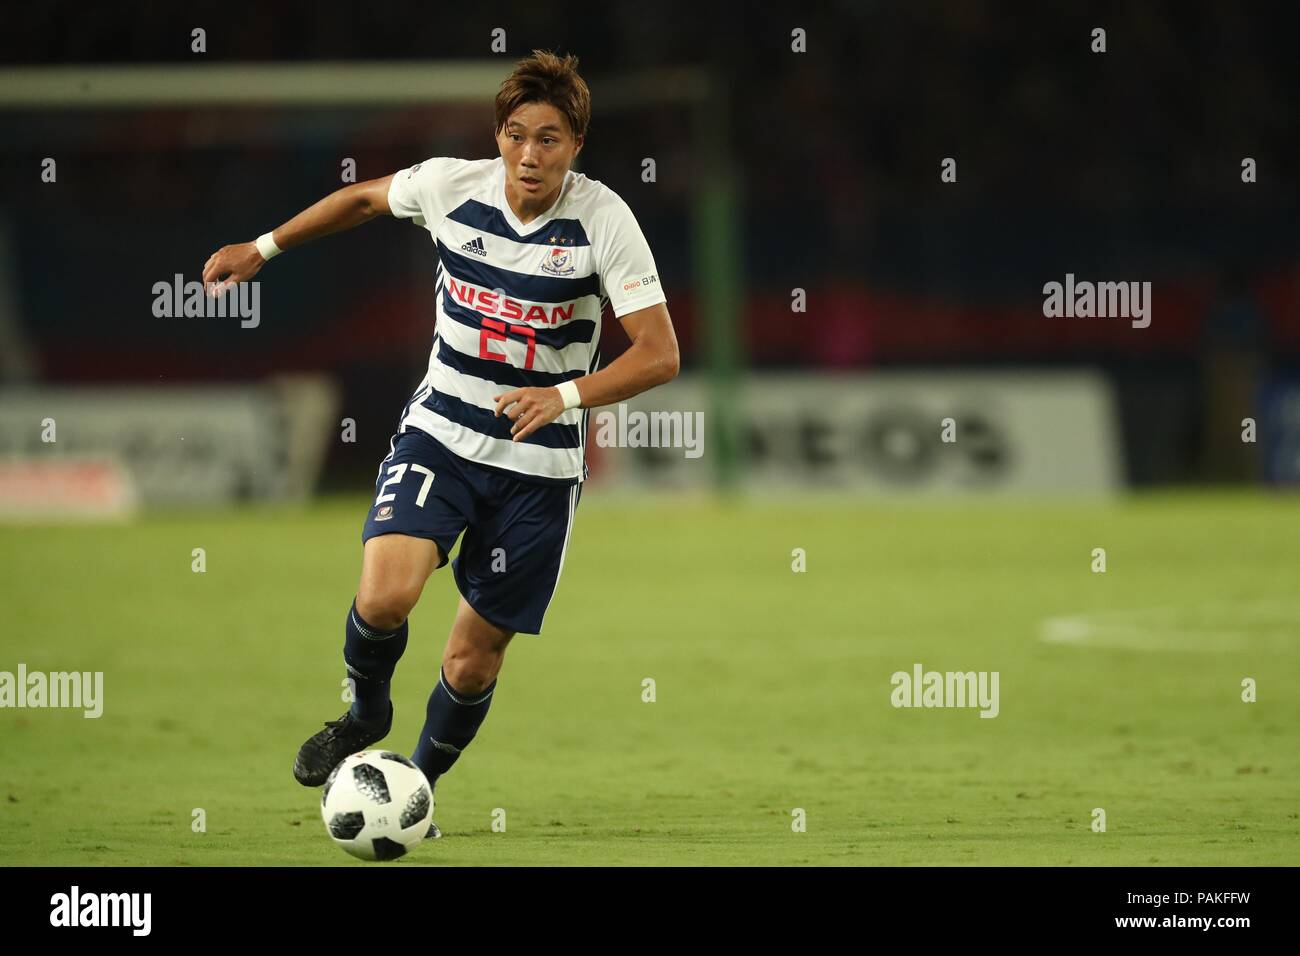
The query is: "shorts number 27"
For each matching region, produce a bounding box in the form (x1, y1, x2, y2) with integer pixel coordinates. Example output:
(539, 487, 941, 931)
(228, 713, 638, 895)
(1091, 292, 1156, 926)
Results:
(375, 464, 435, 508)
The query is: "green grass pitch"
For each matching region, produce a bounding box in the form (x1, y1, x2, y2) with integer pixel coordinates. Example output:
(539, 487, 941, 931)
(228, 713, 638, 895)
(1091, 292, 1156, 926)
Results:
(2, 491, 1297, 865)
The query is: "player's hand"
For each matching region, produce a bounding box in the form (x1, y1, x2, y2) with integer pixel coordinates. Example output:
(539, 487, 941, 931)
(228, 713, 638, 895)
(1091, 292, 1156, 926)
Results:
(493, 386, 567, 443)
(202, 241, 266, 297)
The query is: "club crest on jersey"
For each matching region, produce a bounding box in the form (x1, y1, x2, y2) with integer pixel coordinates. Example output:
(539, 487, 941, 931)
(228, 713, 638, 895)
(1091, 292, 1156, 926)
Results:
(375, 505, 394, 521)
(541, 246, 575, 276)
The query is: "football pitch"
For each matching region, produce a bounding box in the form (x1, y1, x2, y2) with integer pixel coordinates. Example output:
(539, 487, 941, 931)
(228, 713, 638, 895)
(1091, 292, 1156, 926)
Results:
(2, 491, 1297, 866)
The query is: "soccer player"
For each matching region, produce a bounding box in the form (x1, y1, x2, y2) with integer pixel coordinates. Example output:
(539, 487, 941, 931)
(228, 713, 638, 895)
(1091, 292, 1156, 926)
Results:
(202, 50, 678, 838)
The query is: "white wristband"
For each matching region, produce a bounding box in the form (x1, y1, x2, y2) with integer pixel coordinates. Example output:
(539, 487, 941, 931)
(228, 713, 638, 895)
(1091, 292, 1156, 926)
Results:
(556, 380, 582, 410)
(255, 231, 282, 261)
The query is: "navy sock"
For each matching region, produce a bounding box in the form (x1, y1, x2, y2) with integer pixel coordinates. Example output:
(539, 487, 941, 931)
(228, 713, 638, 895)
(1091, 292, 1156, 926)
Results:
(411, 667, 497, 788)
(343, 598, 408, 724)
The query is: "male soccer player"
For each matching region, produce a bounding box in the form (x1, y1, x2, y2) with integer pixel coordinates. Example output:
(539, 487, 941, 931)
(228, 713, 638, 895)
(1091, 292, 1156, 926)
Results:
(202, 50, 678, 837)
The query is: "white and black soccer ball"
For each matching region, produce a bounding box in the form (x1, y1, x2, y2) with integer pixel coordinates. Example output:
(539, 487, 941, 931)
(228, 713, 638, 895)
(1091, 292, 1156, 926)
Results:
(320, 751, 434, 861)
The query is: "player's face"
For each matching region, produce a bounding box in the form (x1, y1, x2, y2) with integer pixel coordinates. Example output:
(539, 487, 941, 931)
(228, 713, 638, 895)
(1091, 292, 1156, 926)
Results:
(497, 102, 583, 207)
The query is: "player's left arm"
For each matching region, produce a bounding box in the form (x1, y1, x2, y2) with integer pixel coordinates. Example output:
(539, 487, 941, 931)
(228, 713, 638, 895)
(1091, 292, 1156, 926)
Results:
(493, 302, 679, 442)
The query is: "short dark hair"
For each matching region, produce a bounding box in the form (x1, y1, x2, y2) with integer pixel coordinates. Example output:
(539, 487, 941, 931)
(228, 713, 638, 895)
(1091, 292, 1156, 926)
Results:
(494, 49, 590, 141)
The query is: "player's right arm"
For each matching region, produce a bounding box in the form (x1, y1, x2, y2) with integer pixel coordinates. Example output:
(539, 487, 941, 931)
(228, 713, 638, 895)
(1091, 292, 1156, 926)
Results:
(202, 174, 395, 294)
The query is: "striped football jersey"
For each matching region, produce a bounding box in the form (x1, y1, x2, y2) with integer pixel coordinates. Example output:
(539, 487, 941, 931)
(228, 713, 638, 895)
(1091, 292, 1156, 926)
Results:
(387, 156, 667, 484)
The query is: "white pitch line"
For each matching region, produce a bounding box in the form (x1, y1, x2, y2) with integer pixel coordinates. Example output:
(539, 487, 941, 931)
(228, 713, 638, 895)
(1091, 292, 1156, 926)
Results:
(1038, 600, 1300, 653)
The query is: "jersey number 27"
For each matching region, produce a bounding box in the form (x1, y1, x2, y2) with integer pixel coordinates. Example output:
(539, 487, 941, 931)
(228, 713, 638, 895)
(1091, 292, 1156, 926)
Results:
(479, 318, 537, 370)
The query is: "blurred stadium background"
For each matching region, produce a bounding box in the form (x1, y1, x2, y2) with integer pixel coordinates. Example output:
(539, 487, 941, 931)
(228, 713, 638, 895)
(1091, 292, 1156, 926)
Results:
(2, 2, 1298, 865)
(3, 3, 1300, 502)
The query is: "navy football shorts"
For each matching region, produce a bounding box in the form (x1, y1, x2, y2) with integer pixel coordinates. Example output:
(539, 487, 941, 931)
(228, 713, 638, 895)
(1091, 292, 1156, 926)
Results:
(361, 428, 582, 635)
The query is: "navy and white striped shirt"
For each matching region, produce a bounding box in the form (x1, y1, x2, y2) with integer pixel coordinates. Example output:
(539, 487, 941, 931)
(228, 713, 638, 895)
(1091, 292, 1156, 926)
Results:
(387, 156, 667, 484)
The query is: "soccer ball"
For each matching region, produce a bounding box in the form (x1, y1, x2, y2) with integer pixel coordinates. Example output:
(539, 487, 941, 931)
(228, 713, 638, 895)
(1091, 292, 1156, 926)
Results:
(320, 751, 434, 860)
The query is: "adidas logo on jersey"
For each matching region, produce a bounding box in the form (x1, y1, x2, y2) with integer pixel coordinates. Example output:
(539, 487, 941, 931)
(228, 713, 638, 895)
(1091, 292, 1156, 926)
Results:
(460, 236, 487, 257)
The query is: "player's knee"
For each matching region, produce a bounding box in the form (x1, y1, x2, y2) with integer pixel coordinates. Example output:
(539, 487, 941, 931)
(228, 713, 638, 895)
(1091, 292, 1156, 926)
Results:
(355, 582, 421, 631)
(441, 653, 497, 696)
